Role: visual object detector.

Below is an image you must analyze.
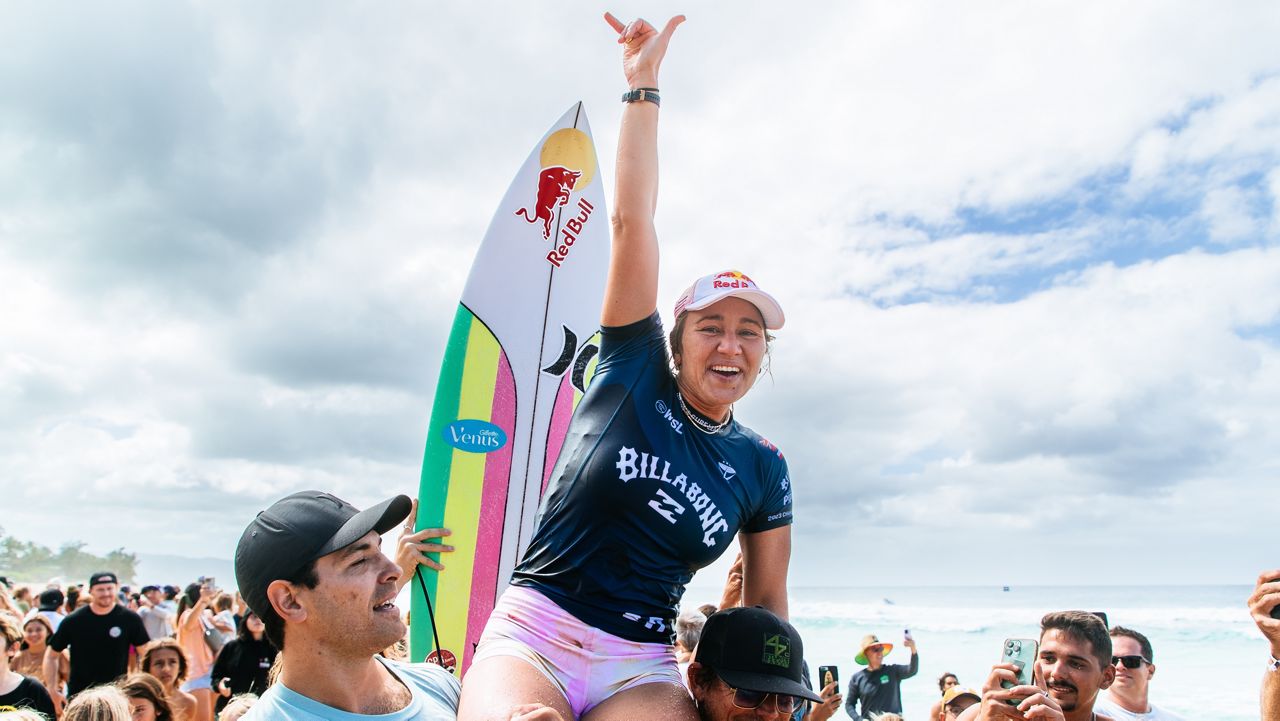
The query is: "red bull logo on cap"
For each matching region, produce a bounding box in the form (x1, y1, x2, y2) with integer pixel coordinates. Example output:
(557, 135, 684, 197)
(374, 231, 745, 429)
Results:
(713, 271, 756, 289)
(515, 166, 582, 239)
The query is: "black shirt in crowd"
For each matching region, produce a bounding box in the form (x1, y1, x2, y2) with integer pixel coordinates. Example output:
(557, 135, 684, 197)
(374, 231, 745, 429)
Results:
(210, 637, 277, 711)
(48, 603, 151, 695)
(845, 654, 919, 720)
(0, 675, 58, 718)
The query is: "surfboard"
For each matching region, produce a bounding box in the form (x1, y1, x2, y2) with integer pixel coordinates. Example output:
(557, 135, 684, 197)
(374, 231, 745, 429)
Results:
(410, 103, 609, 675)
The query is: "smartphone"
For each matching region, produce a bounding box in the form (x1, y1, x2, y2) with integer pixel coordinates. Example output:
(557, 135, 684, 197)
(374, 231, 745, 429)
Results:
(817, 665, 839, 693)
(1090, 611, 1109, 629)
(202, 577, 216, 591)
(904, 628, 913, 642)
(1000, 638, 1038, 704)
(1269, 577, 1280, 620)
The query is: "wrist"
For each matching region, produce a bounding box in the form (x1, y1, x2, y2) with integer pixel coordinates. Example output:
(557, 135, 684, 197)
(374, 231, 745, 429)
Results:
(628, 74, 658, 89)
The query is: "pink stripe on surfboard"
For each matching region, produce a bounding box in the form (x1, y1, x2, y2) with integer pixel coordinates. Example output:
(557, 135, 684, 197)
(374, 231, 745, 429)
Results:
(542, 374, 576, 494)
(462, 349, 515, 673)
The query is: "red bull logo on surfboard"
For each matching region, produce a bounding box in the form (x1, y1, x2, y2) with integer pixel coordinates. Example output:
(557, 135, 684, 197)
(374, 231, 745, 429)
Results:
(515, 166, 582, 239)
(512, 128, 600, 268)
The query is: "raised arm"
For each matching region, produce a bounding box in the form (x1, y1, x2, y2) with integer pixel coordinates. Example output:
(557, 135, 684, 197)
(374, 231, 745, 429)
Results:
(600, 12, 684, 327)
(180, 587, 213, 631)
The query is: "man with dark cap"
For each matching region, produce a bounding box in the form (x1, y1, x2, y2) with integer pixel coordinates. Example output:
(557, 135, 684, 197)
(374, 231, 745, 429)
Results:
(44, 571, 150, 702)
(137, 585, 175, 639)
(234, 490, 461, 720)
(33, 588, 66, 632)
(686, 606, 823, 721)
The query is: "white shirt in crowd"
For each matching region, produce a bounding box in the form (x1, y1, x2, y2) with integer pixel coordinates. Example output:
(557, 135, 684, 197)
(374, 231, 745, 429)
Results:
(1095, 692, 1187, 721)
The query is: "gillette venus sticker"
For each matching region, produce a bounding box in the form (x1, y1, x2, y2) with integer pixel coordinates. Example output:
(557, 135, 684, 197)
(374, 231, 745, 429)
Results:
(443, 420, 507, 454)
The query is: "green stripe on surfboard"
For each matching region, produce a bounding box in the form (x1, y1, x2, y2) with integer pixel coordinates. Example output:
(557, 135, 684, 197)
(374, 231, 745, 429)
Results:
(413, 305, 472, 612)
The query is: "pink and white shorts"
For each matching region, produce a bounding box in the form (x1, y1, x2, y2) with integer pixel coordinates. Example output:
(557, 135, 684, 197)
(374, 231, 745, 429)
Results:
(473, 585, 682, 717)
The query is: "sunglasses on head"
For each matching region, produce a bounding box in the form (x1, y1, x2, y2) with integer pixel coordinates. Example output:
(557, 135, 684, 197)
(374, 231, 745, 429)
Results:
(724, 684, 803, 714)
(1111, 655, 1150, 669)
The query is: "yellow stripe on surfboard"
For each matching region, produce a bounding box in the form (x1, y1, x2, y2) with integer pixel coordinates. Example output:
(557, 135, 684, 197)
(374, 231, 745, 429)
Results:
(437, 317, 501, 655)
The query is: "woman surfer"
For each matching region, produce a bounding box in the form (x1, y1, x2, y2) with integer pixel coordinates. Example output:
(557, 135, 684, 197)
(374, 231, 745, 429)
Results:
(457, 12, 796, 721)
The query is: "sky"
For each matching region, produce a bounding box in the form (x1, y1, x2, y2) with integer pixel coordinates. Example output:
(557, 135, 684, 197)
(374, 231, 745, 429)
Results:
(2, 1, 1278, 588)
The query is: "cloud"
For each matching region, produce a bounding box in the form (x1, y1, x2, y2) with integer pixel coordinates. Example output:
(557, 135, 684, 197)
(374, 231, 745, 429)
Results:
(1, 1, 1278, 589)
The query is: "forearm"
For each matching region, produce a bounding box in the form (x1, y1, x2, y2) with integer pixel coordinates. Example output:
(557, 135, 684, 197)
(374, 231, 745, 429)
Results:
(43, 648, 59, 690)
(1265, 668, 1280, 721)
(613, 84, 660, 224)
(181, 599, 209, 629)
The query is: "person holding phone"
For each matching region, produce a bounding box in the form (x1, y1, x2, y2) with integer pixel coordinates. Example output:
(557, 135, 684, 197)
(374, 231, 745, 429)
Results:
(457, 11, 797, 721)
(845, 633, 918, 720)
(1249, 570, 1280, 721)
(960, 611, 1114, 721)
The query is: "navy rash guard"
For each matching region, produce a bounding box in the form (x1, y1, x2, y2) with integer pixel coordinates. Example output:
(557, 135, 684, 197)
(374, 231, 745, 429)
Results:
(512, 312, 793, 644)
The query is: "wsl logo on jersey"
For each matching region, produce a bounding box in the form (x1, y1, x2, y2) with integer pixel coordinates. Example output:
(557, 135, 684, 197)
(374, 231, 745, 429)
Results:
(653, 400, 684, 434)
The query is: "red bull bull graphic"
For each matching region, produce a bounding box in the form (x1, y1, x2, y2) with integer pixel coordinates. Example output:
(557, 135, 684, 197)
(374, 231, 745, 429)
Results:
(515, 166, 582, 239)
(545, 197, 595, 268)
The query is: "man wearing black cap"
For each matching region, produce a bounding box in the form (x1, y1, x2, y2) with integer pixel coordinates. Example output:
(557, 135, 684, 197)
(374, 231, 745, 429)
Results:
(44, 571, 150, 702)
(686, 606, 823, 721)
(234, 490, 459, 720)
(137, 584, 175, 639)
(34, 587, 66, 633)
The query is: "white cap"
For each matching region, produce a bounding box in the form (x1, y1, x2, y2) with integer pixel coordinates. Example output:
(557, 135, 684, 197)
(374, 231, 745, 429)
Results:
(673, 270, 785, 330)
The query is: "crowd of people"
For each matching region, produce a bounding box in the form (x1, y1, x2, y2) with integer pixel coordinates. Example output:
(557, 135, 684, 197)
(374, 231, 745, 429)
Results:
(0, 572, 274, 721)
(2, 8, 1278, 721)
(6, 524, 1280, 721)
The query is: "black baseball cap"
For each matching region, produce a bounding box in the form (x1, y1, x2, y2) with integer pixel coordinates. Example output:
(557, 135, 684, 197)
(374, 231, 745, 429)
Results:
(38, 589, 64, 610)
(234, 491, 412, 619)
(89, 571, 118, 587)
(694, 606, 822, 703)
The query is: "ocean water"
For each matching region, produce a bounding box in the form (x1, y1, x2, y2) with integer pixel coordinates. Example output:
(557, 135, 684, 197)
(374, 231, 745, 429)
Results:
(687, 585, 1260, 720)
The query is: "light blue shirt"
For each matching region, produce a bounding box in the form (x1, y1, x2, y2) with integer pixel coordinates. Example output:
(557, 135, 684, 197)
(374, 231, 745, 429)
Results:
(242, 658, 460, 721)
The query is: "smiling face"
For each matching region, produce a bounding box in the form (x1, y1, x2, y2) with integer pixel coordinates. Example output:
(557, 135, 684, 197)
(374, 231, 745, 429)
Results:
(297, 530, 404, 657)
(673, 297, 768, 421)
(23, 619, 49, 649)
(864, 644, 885, 669)
(1108, 635, 1154, 701)
(1035, 629, 1115, 712)
(89, 581, 118, 612)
